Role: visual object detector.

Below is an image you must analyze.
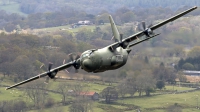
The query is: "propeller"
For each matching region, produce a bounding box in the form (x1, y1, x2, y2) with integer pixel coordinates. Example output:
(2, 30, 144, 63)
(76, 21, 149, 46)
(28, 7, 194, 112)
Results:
(67, 53, 80, 73)
(40, 62, 54, 84)
(6, 56, 80, 90)
(138, 21, 155, 38)
(110, 34, 129, 51)
(63, 59, 70, 73)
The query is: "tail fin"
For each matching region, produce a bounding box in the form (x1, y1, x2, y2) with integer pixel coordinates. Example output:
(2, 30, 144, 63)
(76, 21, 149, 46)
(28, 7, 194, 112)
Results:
(109, 15, 120, 42)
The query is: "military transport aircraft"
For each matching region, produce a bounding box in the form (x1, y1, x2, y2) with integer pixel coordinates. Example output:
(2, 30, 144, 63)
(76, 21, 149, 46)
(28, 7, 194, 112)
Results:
(6, 6, 197, 90)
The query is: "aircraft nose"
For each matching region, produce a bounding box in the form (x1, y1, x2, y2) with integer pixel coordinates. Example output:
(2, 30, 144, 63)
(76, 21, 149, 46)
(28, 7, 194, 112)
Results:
(82, 59, 93, 72)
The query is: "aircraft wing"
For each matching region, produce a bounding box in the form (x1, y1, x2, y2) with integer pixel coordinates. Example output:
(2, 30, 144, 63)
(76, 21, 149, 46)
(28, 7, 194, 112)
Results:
(6, 61, 74, 90)
(122, 6, 197, 45)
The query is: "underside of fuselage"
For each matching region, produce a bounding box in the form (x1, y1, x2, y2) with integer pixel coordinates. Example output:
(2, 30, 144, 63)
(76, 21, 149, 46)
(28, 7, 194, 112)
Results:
(80, 47, 129, 73)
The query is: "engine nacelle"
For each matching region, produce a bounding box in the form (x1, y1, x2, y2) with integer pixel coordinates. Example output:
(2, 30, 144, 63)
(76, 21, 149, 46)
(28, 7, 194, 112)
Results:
(47, 70, 57, 79)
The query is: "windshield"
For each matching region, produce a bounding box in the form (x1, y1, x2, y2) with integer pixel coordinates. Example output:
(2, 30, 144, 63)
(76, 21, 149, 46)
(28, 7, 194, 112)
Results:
(81, 50, 92, 58)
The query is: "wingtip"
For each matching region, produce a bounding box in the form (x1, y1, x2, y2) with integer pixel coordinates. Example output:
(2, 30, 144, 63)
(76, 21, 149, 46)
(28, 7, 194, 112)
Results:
(193, 6, 198, 9)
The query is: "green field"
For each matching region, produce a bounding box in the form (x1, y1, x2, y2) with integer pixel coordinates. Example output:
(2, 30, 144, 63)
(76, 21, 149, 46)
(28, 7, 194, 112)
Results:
(0, 73, 199, 112)
(1, 76, 200, 112)
(0, 3, 27, 16)
(35, 24, 110, 34)
(118, 90, 200, 112)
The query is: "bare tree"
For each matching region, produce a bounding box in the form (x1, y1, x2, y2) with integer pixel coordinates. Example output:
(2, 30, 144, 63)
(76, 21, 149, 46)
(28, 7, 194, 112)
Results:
(0, 101, 7, 112)
(177, 71, 187, 82)
(23, 80, 47, 108)
(125, 74, 137, 97)
(0, 100, 26, 112)
(117, 79, 127, 98)
(70, 96, 93, 112)
(117, 73, 137, 98)
(71, 82, 84, 96)
(57, 82, 70, 105)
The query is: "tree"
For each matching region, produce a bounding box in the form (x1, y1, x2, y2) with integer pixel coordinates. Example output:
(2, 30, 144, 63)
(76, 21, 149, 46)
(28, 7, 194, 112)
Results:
(182, 63, 194, 70)
(70, 97, 93, 112)
(120, 11, 135, 23)
(0, 101, 7, 112)
(23, 80, 47, 108)
(135, 70, 156, 96)
(117, 79, 127, 98)
(101, 87, 118, 104)
(71, 82, 85, 96)
(177, 71, 187, 82)
(58, 38, 77, 54)
(177, 58, 184, 70)
(173, 46, 185, 57)
(0, 62, 13, 77)
(0, 100, 26, 112)
(166, 46, 185, 57)
(187, 46, 200, 58)
(125, 74, 137, 97)
(12, 55, 36, 80)
(115, 7, 130, 16)
(95, 13, 110, 25)
(117, 73, 138, 98)
(153, 62, 176, 84)
(156, 80, 165, 90)
(57, 83, 70, 105)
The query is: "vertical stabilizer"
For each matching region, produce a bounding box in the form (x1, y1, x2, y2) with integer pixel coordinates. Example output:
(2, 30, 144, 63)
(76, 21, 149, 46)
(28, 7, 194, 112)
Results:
(109, 15, 120, 42)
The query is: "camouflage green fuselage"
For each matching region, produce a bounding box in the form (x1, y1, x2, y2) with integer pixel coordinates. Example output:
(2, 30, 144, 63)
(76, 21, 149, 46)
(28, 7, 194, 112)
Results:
(80, 47, 129, 72)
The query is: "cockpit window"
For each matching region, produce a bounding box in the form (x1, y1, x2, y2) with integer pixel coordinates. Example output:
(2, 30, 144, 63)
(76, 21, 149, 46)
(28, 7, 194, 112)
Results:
(81, 50, 93, 58)
(82, 53, 89, 58)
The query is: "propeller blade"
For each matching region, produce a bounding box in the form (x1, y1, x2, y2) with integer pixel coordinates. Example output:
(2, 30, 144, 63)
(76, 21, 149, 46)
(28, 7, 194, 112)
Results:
(142, 21, 146, 30)
(68, 53, 74, 61)
(40, 64, 44, 69)
(65, 69, 69, 73)
(63, 59, 66, 64)
(75, 55, 80, 60)
(48, 62, 53, 72)
(67, 53, 81, 73)
(111, 36, 114, 40)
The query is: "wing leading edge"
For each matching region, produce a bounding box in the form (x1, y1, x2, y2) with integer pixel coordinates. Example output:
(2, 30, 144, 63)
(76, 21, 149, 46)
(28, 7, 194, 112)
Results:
(108, 6, 197, 49)
(6, 61, 75, 90)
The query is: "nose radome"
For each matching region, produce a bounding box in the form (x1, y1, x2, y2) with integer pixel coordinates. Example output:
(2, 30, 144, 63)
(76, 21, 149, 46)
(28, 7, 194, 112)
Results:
(82, 59, 93, 71)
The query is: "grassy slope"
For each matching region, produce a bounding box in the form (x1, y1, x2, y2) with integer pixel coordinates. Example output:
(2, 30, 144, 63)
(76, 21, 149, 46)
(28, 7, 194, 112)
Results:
(0, 3, 27, 16)
(118, 91, 200, 112)
(34, 24, 110, 34)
